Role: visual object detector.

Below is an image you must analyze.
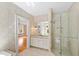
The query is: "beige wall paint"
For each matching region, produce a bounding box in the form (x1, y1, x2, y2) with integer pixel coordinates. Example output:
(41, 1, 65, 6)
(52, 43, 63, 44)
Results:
(34, 15, 48, 24)
(0, 3, 9, 51)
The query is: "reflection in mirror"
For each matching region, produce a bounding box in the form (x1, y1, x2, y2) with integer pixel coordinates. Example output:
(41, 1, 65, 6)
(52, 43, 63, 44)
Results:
(37, 21, 49, 36)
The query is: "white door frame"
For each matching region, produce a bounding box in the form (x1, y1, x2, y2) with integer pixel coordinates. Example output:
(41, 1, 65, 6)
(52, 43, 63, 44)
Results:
(15, 14, 30, 56)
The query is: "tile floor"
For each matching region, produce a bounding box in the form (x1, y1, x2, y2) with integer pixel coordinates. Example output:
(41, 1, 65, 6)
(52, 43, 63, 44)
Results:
(19, 47, 54, 56)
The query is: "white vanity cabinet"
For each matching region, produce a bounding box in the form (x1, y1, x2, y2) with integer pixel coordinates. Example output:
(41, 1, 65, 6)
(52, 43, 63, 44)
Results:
(31, 36, 49, 49)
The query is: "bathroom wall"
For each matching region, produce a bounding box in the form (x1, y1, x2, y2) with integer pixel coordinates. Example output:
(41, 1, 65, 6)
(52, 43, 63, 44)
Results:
(0, 3, 33, 52)
(0, 3, 10, 51)
(34, 15, 48, 24)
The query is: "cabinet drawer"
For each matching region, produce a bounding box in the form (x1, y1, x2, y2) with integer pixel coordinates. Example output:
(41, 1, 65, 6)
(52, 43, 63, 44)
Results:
(31, 38, 49, 49)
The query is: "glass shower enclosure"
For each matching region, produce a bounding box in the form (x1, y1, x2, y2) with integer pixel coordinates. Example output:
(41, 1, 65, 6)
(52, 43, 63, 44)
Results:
(52, 12, 72, 56)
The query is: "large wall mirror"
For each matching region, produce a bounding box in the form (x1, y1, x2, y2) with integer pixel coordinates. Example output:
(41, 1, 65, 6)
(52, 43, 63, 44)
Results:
(37, 21, 49, 36)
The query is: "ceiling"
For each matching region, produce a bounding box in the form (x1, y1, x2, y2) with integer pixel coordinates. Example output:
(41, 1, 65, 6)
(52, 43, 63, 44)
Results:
(13, 2, 73, 16)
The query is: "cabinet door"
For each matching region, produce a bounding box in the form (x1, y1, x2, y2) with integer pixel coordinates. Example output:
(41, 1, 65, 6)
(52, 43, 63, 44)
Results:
(31, 38, 38, 47)
(43, 38, 49, 49)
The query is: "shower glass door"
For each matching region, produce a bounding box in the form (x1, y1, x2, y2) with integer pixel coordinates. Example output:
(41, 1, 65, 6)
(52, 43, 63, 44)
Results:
(53, 14, 61, 55)
(60, 13, 71, 56)
(52, 12, 72, 56)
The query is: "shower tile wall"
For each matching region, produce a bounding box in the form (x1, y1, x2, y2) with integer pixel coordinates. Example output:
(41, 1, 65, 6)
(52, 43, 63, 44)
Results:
(60, 13, 71, 56)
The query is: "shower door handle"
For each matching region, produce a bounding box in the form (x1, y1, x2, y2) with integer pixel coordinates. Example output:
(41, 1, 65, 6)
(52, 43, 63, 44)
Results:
(60, 27, 63, 29)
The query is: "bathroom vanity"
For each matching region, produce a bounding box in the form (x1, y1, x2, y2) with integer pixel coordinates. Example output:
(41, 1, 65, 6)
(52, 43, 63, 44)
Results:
(31, 36, 49, 50)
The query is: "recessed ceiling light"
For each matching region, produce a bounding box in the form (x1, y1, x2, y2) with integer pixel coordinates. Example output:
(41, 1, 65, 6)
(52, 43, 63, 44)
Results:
(26, 2, 35, 7)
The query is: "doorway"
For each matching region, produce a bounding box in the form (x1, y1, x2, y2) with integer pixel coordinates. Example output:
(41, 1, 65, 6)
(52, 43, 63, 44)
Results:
(16, 15, 29, 54)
